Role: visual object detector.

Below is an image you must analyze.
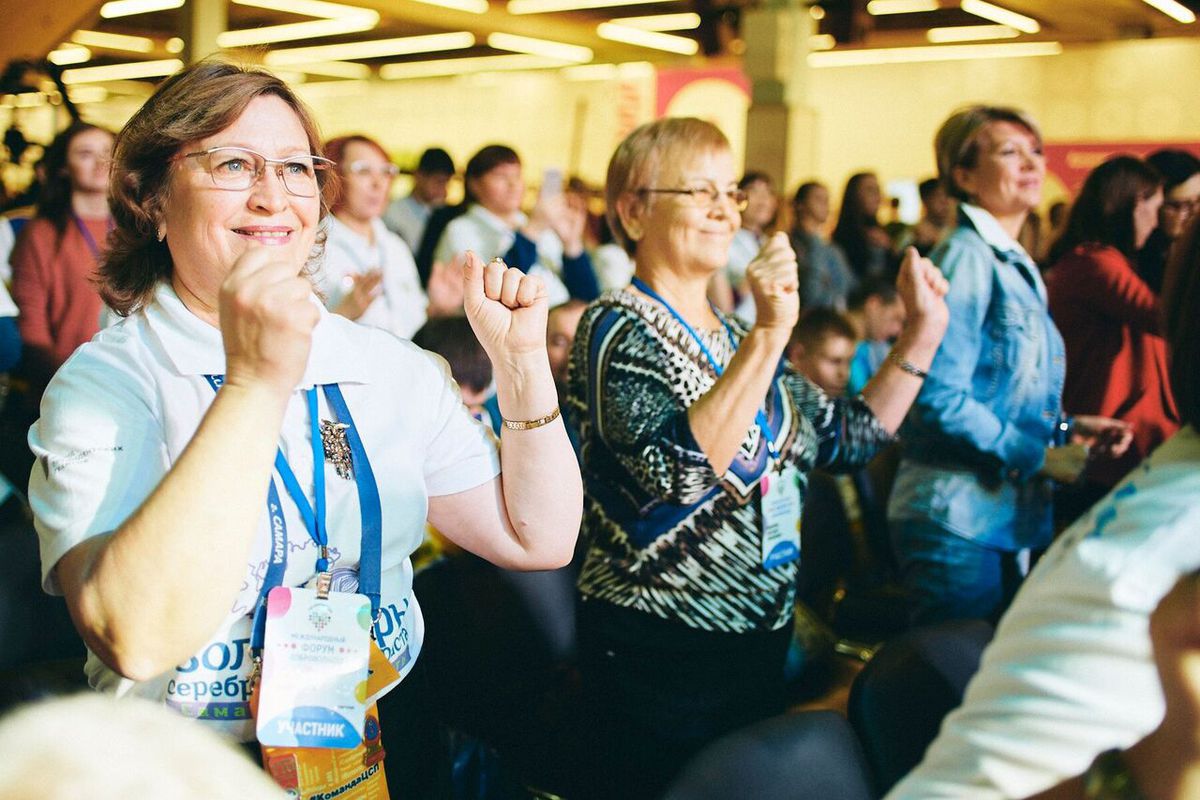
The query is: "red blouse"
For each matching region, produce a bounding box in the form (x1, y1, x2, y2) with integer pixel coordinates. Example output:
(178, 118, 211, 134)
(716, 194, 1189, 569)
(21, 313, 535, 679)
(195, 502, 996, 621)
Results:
(1047, 243, 1179, 487)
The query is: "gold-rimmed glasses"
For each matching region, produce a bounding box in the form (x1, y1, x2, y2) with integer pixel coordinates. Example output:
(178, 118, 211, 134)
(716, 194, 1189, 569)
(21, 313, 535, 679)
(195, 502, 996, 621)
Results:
(638, 185, 749, 212)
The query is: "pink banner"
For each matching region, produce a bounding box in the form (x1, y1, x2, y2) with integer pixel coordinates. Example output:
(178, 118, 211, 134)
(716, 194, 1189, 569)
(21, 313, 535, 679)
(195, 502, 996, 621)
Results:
(1044, 141, 1200, 196)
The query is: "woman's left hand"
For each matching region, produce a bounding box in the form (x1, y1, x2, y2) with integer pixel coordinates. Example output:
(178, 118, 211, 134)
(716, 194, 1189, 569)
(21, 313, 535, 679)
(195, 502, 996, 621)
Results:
(896, 246, 950, 352)
(1071, 415, 1135, 459)
(462, 251, 549, 361)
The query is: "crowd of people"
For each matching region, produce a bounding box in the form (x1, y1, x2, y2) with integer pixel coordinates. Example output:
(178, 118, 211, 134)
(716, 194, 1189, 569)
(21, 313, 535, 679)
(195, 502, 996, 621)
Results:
(2, 57, 1200, 800)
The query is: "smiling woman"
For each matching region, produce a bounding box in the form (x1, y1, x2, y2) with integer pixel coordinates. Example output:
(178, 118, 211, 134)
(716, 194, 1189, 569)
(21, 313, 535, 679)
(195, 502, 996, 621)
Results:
(568, 116, 951, 798)
(28, 59, 581, 798)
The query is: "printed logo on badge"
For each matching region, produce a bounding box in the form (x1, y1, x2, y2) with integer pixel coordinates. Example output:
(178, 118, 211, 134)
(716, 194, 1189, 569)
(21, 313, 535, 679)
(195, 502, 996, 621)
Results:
(309, 603, 332, 632)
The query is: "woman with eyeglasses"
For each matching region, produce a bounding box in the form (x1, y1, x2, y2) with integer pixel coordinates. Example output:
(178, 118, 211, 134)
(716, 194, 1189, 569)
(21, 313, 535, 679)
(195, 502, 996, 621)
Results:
(27, 61, 581, 798)
(317, 135, 458, 339)
(566, 117, 949, 799)
(887, 106, 1134, 629)
(1045, 156, 1178, 524)
(1138, 149, 1200, 296)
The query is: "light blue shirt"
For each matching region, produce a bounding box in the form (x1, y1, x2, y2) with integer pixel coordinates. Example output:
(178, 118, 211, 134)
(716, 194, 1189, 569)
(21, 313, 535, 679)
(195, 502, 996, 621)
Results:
(888, 204, 1068, 550)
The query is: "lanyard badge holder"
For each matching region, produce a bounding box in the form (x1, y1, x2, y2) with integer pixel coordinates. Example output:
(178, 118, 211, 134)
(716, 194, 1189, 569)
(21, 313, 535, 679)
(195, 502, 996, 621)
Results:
(629, 279, 802, 569)
(206, 377, 391, 799)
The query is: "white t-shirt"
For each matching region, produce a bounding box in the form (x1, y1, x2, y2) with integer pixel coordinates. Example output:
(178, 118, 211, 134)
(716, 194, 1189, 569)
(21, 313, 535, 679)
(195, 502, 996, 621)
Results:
(317, 215, 428, 340)
(29, 281, 500, 741)
(0, 217, 15, 285)
(435, 204, 570, 306)
(726, 228, 761, 323)
(887, 425, 1200, 800)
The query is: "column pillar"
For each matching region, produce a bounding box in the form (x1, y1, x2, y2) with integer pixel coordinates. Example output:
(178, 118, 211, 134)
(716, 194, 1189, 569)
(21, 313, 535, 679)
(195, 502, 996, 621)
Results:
(742, 1, 818, 194)
(182, 0, 227, 64)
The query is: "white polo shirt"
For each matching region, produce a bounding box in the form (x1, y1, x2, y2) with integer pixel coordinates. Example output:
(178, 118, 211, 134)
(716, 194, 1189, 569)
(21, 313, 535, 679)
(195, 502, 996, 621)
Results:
(435, 203, 570, 306)
(29, 281, 500, 741)
(317, 215, 428, 340)
(887, 425, 1200, 799)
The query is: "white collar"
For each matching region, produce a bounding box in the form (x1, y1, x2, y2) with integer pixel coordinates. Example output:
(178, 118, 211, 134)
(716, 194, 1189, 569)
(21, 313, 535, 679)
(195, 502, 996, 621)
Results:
(960, 203, 1030, 260)
(467, 202, 527, 234)
(144, 281, 372, 386)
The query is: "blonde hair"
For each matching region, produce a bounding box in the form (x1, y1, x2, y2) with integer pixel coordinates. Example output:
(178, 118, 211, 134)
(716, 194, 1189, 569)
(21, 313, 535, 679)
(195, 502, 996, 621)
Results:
(0, 693, 285, 799)
(934, 105, 1042, 202)
(604, 118, 731, 255)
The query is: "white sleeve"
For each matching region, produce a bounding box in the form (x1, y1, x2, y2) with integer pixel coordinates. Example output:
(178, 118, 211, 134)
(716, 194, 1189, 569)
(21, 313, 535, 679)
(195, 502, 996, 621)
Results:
(0, 220, 14, 285)
(28, 349, 169, 594)
(888, 461, 1200, 800)
(433, 217, 469, 268)
(412, 346, 500, 496)
(0, 278, 17, 317)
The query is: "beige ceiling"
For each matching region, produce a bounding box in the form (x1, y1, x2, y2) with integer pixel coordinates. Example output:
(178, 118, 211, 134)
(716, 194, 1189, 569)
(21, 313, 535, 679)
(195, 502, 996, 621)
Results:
(4, 0, 1199, 83)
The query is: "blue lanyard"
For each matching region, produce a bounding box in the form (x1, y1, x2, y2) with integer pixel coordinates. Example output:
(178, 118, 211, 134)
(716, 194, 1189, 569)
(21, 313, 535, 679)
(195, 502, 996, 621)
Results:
(203, 376, 383, 650)
(71, 213, 110, 260)
(630, 276, 779, 462)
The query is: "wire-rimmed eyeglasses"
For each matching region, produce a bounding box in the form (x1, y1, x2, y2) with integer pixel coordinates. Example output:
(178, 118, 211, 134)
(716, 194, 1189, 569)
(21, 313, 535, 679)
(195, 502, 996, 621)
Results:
(177, 146, 334, 198)
(638, 185, 749, 212)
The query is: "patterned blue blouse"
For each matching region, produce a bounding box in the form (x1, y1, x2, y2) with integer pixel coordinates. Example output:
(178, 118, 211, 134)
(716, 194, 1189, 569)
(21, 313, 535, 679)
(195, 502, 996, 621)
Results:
(567, 290, 892, 634)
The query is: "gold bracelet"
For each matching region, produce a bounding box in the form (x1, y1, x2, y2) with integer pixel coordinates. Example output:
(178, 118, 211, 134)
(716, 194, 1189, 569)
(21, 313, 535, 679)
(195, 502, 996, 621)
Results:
(502, 406, 561, 431)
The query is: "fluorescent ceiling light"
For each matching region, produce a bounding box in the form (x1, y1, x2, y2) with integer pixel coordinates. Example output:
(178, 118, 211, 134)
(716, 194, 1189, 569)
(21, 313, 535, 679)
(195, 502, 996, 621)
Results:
(297, 79, 372, 98)
(288, 61, 372, 78)
(61, 58, 184, 83)
(166, 37, 185, 53)
(265, 32, 475, 65)
(867, 0, 939, 14)
(380, 54, 565, 80)
(509, 0, 682, 14)
(48, 45, 92, 65)
(809, 40, 1061, 67)
(72, 30, 155, 53)
(412, 0, 490, 12)
(615, 13, 701, 31)
(218, 15, 379, 48)
(233, 0, 370, 16)
(487, 32, 592, 62)
(1140, 0, 1196, 23)
(960, 0, 1040, 33)
(67, 86, 110, 104)
(927, 24, 1019, 42)
(810, 34, 836, 50)
(100, 0, 184, 17)
(596, 22, 699, 54)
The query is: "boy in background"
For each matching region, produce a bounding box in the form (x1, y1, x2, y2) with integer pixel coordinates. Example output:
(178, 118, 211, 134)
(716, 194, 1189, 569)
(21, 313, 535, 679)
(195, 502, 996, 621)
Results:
(787, 308, 858, 398)
(845, 278, 905, 396)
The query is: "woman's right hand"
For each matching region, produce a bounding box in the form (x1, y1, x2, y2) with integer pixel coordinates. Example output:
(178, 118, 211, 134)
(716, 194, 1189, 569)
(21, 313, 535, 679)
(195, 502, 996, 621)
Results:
(219, 246, 318, 396)
(333, 270, 383, 321)
(1040, 443, 1089, 483)
(747, 231, 800, 335)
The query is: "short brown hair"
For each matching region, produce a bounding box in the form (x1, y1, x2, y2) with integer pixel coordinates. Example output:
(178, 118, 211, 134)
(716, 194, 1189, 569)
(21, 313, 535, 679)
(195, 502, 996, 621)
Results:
(934, 105, 1042, 203)
(1164, 217, 1200, 426)
(324, 133, 390, 213)
(604, 118, 731, 255)
(102, 59, 333, 316)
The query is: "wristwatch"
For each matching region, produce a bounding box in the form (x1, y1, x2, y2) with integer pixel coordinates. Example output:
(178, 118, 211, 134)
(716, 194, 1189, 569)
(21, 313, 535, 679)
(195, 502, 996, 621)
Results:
(1083, 749, 1147, 800)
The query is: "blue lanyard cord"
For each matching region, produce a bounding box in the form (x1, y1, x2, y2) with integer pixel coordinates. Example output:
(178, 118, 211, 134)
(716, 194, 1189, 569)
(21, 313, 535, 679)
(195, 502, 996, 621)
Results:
(630, 277, 778, 461)
(71, 213, 110, 260)
(203, 376, 383, 648)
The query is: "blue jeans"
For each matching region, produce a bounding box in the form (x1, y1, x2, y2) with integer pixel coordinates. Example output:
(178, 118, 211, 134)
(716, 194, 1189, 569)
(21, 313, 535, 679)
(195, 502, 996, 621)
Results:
(890, 518, 1026, 626)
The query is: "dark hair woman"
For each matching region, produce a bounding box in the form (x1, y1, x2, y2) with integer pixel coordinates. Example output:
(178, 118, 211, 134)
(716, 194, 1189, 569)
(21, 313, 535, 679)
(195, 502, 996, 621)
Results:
(832, 171, 891, 282)
(10, 121, 114, 394)
(1046, 155, 1177, 520)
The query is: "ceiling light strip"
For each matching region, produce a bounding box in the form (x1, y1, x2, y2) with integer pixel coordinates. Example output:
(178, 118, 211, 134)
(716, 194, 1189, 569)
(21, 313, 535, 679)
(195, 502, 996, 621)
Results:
(960, 0, 1040, 33)
(265, 32, 476, 65)
(927, 24, 1019, 42)
(72, 30, 156, 53)
(596, 22, 699, 54)
(379, 54, 567, 80)
(1139, 0, 1196, 23)
(615, 13, 701, 31)
(48, 45, 92, 65)
(411, 0, 490, 12)
(487, 32, 593, 62)
(232, 0, 372, 17)
(218, 14, 379, 48)
(509, 0, 682, 15)
(100, 0, 184, 18)
(61, 58, 184, 84)
(866, 0, 940, 14)
(809, 40, 1061, 67)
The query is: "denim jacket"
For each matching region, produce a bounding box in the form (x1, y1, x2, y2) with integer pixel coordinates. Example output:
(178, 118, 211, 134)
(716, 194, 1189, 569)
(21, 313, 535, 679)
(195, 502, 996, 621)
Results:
(888, 204, 1068, 550)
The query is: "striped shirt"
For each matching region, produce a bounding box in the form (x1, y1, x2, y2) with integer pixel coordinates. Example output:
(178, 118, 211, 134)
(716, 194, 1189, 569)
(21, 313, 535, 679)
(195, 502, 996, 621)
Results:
(567, 289, 892, 634)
